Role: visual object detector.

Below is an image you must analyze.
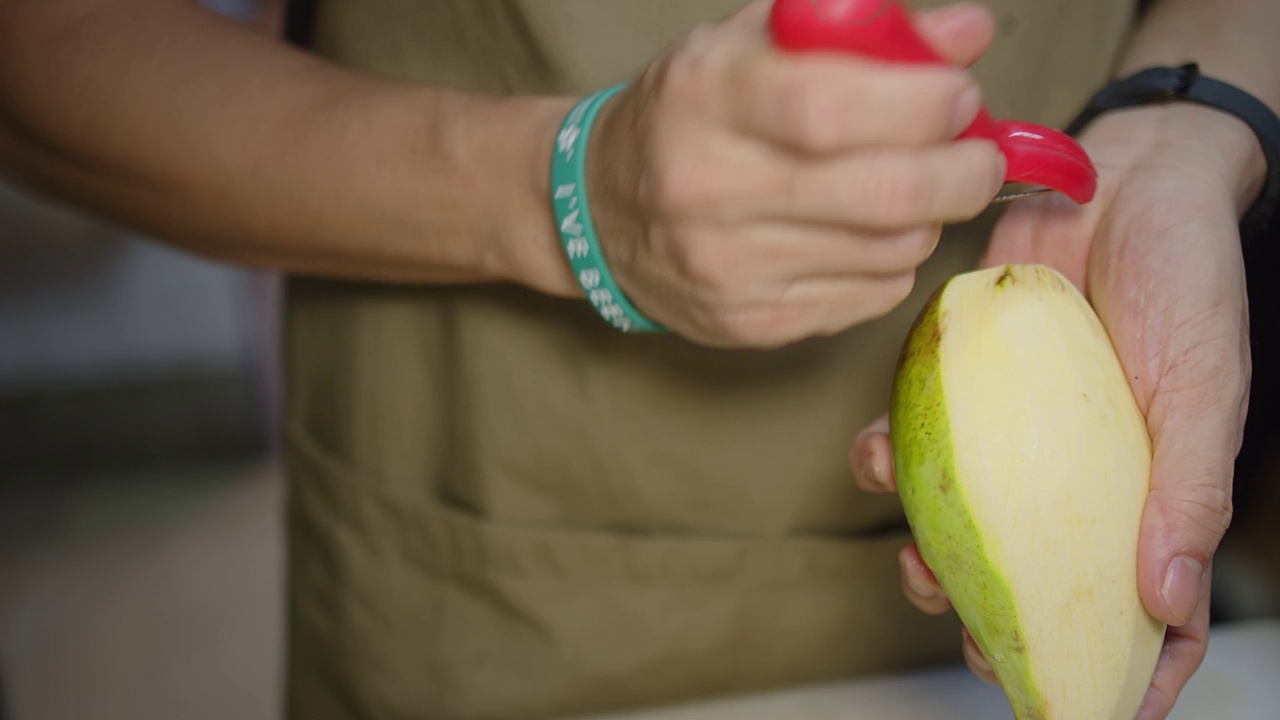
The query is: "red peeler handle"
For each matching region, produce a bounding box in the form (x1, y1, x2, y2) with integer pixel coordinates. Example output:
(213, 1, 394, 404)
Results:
(768, 0, 1097, 203)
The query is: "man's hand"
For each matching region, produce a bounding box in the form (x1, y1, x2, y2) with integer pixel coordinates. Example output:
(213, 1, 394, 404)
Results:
(851, 102, 1262, 719)
(586, 1, 1005, 348)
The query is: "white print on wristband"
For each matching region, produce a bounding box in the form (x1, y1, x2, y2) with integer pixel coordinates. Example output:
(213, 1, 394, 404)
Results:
(551, 85, 665, 334)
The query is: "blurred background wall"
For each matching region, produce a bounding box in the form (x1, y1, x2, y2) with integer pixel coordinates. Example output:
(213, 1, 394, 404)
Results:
(0, 3, 287, 720)
(0, 170, 281, 478)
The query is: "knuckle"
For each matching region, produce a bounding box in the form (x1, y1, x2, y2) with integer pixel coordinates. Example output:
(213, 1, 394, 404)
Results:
(1157, 481, 1235, 544)
(637, 117, 737, 218)
(715, 305, 802, 349)
(651, 28, 728, 126)
(642, 160, 688, 215)
(684, 21, 720, 50)
(642, 148, 717, 217)
(661, 61, 699, 108)
(867, 67, 970, 143)
(908, 71, 971, 140)
(757, 60, 860, 152)
(665, 23, 722, 93)
(773, 72, 848, 153)
(788, 67, 963, 149)
(714, 311, 758, 345)
(671, 233, 733, 293)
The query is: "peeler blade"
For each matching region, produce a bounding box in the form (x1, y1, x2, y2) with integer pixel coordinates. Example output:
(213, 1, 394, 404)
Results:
(991, 184, 1054, 204)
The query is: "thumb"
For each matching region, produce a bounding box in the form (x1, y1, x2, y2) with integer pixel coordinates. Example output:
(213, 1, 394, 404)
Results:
(1137, 405, 1240, 627)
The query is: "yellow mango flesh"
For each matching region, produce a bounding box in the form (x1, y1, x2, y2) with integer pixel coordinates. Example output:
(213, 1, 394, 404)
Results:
(890, 264, 1166, 720)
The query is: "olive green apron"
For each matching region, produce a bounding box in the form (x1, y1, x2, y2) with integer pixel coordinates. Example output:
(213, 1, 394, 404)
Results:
(280, 2, 1136, 718)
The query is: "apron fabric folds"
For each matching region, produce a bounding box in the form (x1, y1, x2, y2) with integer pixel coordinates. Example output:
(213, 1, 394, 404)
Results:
(280, 2, 1137, 717)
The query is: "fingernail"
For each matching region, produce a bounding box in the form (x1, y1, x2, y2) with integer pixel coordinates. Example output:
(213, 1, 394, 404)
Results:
(951, 85, 982, 137)
(1161, 556, 1204, 625)
(858, 444, 884, 489)
(906, 566, 939, 601)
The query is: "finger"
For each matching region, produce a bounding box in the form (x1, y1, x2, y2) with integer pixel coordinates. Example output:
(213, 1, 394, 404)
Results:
(1136, 564, 1213, 720)
(762, 140, 1006, 230)
(900, 543, 951, 615)
(912, 2, 998, 68)
(808, 271, 919, 335)
(962, 626, 1000, 685)
(733, 53, 982, 153)
(748, 223, 943, 279)
(692, 272, 918, 348)
(1137, 407, 1239, 627)
(851, 414, 895, 492)
(978, 194, 1092, 285)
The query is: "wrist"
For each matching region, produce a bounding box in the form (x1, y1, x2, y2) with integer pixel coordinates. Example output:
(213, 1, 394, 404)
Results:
(583, 89, 647, 290)
(513, 95, 585, 297)
(1156, 104, 1267, 214)
(431, 91, 580, 297)
(1081, 102, 1267, 213)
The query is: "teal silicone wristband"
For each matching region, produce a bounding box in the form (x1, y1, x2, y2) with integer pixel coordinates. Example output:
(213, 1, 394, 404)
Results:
(551, 84, 666, 333)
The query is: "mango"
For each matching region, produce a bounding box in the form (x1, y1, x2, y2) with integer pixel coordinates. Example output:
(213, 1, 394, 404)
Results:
(890, 264, 1166, 720)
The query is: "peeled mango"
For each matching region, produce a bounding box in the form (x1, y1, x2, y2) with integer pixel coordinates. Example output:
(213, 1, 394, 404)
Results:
(890, 264, 1167, 720)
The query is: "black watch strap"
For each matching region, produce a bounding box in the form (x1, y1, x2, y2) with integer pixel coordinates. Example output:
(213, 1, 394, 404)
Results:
(1065, 63, 1280, 246)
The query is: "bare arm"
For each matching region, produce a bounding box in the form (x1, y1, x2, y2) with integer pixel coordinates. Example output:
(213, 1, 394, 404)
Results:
(1112, 0, 1280, 208)
(0, 0, 579, 294)
(1121, 0, 1280, 106)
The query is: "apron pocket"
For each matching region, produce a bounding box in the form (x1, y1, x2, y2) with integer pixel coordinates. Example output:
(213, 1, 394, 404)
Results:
(283, 427, 962, 720)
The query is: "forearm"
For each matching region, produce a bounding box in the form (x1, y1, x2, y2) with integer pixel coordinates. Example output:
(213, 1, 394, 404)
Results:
(1122, 0, 1280, 110)
(1110, 0, 1280, 208)
(0, 0, 578, 294)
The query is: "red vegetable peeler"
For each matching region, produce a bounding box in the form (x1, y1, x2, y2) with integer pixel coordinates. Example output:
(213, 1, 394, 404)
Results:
(768, 0, 1098, 204)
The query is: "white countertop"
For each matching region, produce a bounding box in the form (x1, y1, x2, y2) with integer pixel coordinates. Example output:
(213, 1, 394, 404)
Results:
(584, 619, 1280, 720)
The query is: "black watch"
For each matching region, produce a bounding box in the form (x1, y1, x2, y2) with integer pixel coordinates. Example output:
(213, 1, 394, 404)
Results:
(1065, 63, 1280, 247)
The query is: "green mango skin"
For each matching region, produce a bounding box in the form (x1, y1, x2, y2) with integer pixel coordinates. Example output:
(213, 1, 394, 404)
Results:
(889, 273, 1045, 720)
